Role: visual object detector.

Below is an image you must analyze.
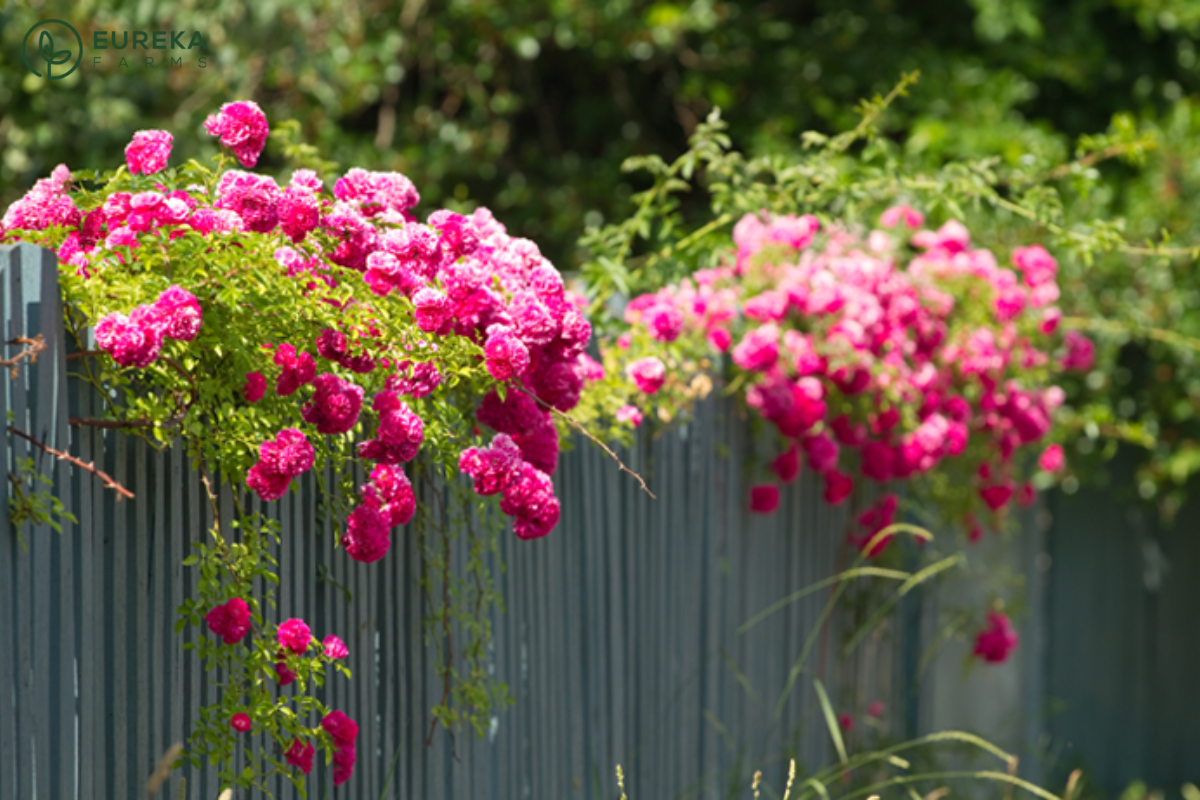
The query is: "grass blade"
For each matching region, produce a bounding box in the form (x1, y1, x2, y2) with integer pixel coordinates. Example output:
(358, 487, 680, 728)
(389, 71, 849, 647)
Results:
(814, 679, 848, 765)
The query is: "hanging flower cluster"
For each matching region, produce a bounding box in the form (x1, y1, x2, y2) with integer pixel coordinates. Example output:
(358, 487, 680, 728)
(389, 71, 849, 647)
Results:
(604, 208, 1085, 560)
(1, 98, 606, 791)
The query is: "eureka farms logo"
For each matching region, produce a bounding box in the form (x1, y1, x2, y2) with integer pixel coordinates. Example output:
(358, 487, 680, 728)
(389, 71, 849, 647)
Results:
(21, 19, 208, 79)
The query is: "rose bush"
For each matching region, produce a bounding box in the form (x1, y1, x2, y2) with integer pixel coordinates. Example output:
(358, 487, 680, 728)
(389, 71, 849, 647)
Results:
(0, 99, 613, 792)
(602, 209, 1085, 563)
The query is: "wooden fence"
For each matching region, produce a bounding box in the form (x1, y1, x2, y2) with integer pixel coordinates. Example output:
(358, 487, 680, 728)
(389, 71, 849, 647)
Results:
(1, 242, 915, 800)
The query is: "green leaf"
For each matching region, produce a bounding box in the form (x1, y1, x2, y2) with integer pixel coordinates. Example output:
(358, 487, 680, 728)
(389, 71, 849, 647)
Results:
(814, 679, 848, 765)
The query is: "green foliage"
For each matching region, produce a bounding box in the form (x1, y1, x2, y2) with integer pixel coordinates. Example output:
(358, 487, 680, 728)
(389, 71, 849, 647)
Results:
(7, 456, 77, 547)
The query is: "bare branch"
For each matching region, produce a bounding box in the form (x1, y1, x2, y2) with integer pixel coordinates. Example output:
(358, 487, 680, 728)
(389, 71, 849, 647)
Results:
(3, 335, 47, 378)
(7, 424, 134, 500)
(515, 386, 656, 500)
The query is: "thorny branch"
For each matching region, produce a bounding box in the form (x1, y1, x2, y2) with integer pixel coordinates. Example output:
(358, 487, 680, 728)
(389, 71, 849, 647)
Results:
(7, 424, 134, 499)
(516, 386, 657, 500)
(3, 335, 46, 379)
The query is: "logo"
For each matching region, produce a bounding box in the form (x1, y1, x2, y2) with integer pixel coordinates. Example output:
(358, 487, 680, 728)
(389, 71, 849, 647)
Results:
(22, 19, 83, 80)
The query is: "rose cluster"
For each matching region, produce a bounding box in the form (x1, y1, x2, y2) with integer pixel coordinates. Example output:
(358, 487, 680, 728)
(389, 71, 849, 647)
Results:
(608, 208, 1085, 556)
(0, 99, 595, 560)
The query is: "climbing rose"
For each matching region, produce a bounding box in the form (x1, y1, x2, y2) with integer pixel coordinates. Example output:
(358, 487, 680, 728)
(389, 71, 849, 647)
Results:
(152, 285, 202, 341)
(459, 434, 525, 496)
(279, 186, 321, 243)
(1039, 444, 1065, 473)
(333, 745, 357, 786)
(1061, 331, 1095, 372)
(822, 470, 853, 505)
(243, 371, 266, 403)
(616, 404, 643, 428)
(360, 464, 417, 527)
(323, 635, 349, 659)
(749, 484, 780, 514)
(880, 204, 924, 229)
(868, 700, 885, 717)
(979, 484, 1013, 512)
(321, 710, 359, 748)
(342, 505, 392, 563)
(285, 739, 314, 774)
(277, 618, 312, 655)
(301, 373, 364, 435)
(203, 100, 269, 168)
(230, 713, 251, 733)
(274, 344, 316, 396)
(358, 390, 424, 464)
(483, 324, 530, 381)
(838, 714, 854, 732)
(647, 304, 685, 342)
(412, 287, 451, 333)
(627, 357, 666, 394)
(274, 660, 296, 686)
(205, 597, 251, 645)
(94, 310, 163, 368)
(973, 611, 1019, 664)
(500, 463, 561, 540)
(732, 325, 780, 372)
(125, 130, 173, 175)
(769, 445, 800, 483)
(247, 428, 314, 501)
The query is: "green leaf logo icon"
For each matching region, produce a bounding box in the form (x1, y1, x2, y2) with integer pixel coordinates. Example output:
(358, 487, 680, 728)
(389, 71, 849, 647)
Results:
(22, 20, 82, 81)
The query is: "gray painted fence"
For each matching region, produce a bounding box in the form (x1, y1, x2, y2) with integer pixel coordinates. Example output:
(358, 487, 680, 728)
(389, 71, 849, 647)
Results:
(1, 242, 915, 800)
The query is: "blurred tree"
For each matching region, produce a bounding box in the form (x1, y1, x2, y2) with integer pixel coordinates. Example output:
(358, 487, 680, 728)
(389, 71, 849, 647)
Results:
(9, 0, 1200, 515)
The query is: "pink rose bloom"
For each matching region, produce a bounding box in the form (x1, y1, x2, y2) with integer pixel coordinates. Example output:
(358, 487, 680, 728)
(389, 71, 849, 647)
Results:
(499, 463, 561, 540)
(342, 505, 392, 563)
(358, 390, 425, 464)
(838, 714, 854, 732)
(275, 661, 296, 687)
(1017, 482, 1036, 508)
(979, 484, 1013, 512)
(1061, 331, 1095, 372)
(803, 433, 839, 474)
(230, 712, 252, 733)
(1012, 244, 1057, 287)
(732, 324, 780, 372)
(334, 168, 420, 217)
(274, 344, 316, 396)
(769, 444, 801, 483)
(276, 618, 312, 655)
(626, 357, 667, 394)
(94, 309, 163, 368)
(323, 635, 349, 659)
(578, 353, 605, 383)
(749, 484, 780, 514)
(243, 371, 267, 403)
(616, 404, 644, 428)
(647, 304, 685, 342)
(153, 285, 202, 341)
(413, 287, 452, 333)
(1039, 444, 1065, 473)
(301, 373, 364, 435)
(125, 130, 173, 175)
(285, 739, 315, 774)
(459, 434, 525, 496)
(360, 463, 417, 527)
(973, 611, 1019, 664)
(867, 701, 884, 718)
(822, 469, 853, 505)
(880, 205, 925, 229)
(247, 428, 314, 501)
(333, 745, 357, 786)
(321, 710, 360, 748)
(205, 597, 251, 645)
(279, 185, 321, 243)
(203, 100, 270, 168)
(707, 327, 732, 352)
(483, 324, 530, 381)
